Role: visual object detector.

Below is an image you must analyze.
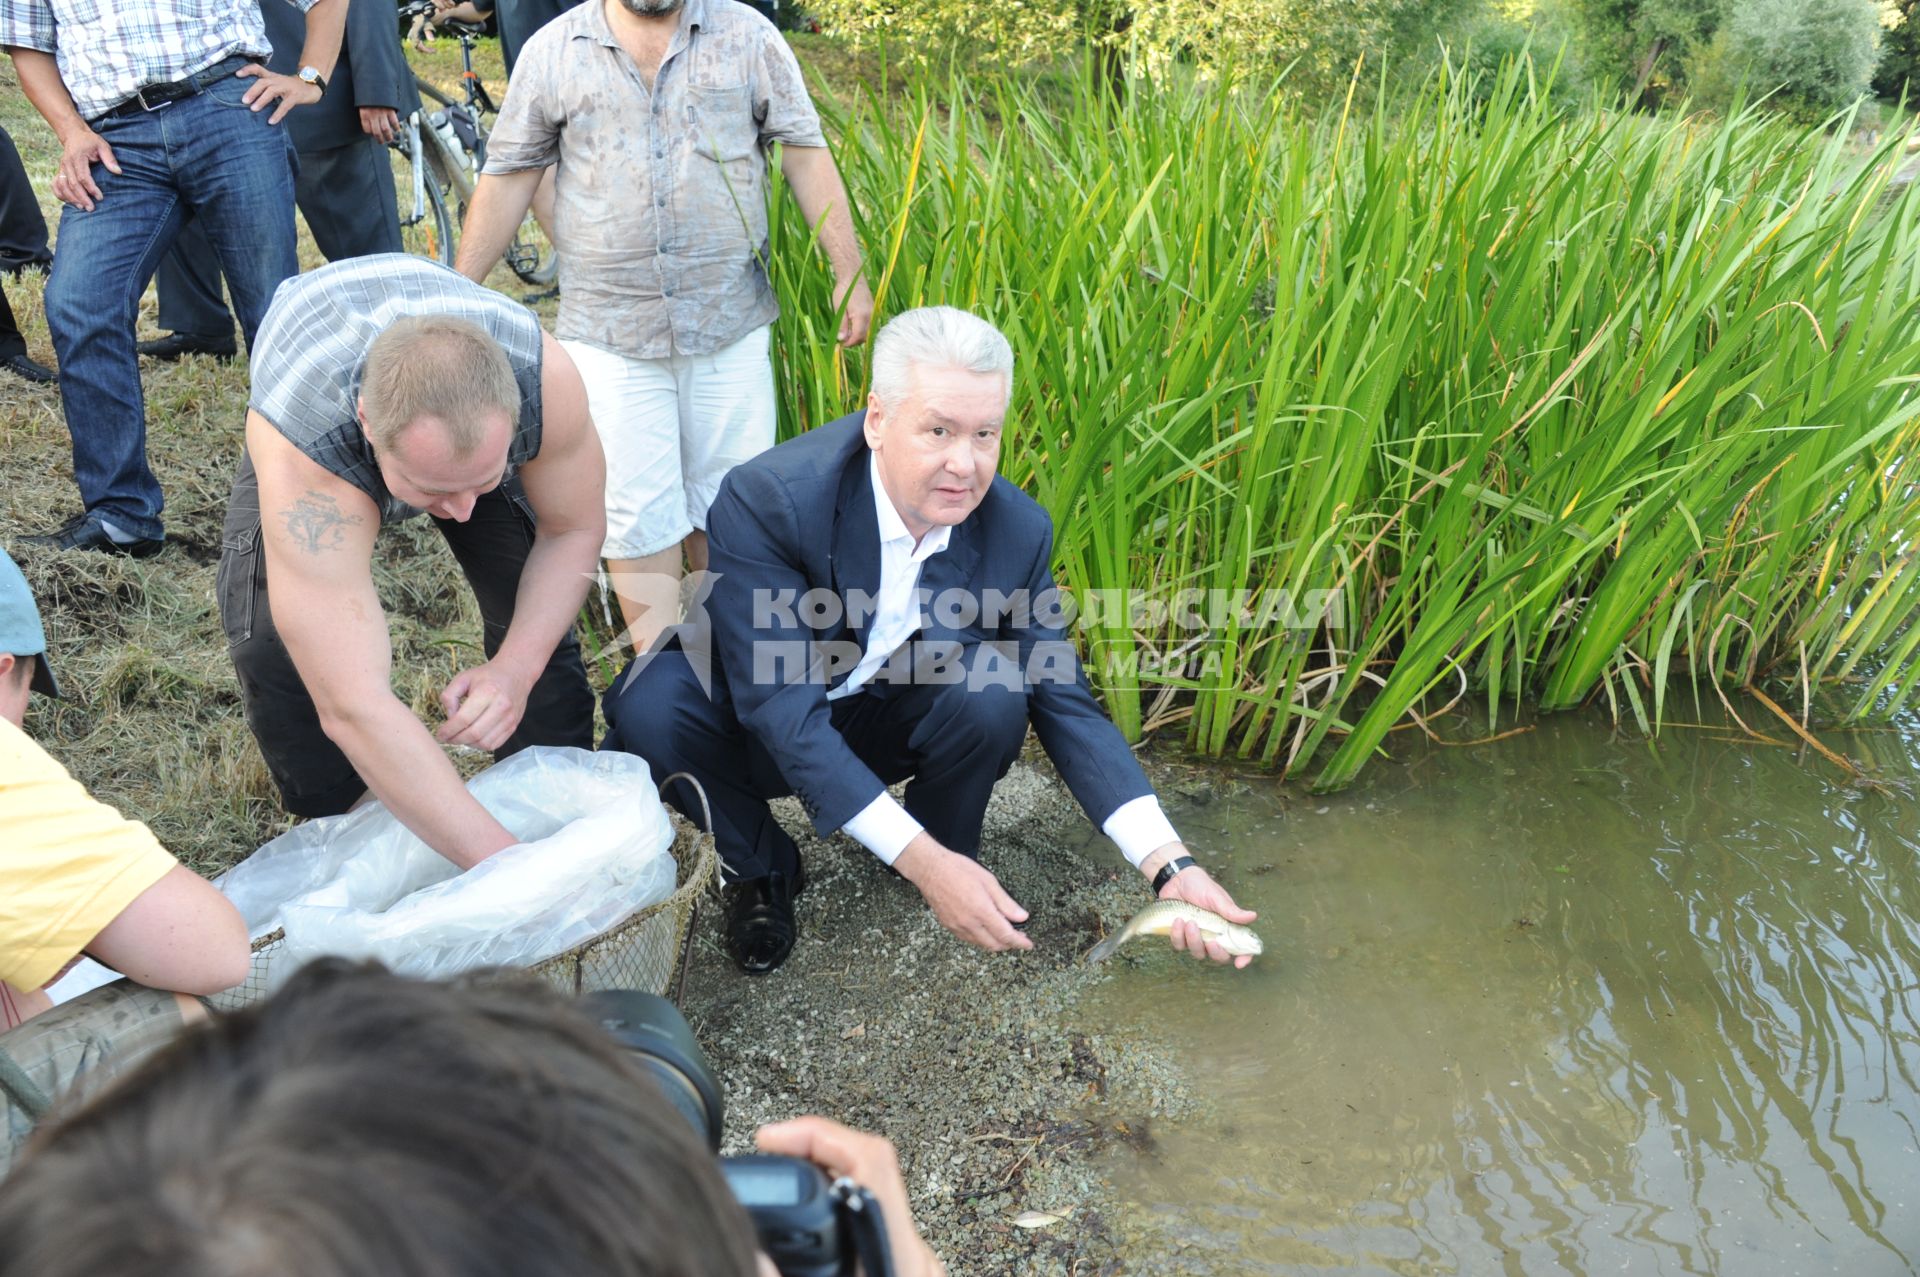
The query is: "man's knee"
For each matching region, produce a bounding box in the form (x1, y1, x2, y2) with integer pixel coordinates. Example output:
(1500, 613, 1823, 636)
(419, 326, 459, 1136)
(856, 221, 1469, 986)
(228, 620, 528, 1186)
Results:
(1, 982, 197, 1175)
(40, 265, 104, 337)
(923, 677, 1029, 765)
(603, 646, 718, 766)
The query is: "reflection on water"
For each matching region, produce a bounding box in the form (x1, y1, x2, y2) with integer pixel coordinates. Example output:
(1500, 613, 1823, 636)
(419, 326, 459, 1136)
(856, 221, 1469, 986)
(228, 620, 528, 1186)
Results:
(1084, 709, 1920, 1275)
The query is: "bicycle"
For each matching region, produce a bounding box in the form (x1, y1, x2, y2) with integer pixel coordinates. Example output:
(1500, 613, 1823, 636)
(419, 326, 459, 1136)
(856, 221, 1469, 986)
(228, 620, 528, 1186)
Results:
(389, 104, 456, 266)
(392, 0, 557, 287)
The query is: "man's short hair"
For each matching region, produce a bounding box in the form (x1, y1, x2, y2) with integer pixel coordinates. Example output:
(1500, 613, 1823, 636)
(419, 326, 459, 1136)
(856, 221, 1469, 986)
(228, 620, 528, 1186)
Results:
(0, 961, 760, 1277)
(360, 315, 521, 456)
(870, 306, 1014, 409)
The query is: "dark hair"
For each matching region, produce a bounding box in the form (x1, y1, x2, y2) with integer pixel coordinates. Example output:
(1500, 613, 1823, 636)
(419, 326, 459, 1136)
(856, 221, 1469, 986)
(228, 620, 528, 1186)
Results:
(0, 961, 760, 1277)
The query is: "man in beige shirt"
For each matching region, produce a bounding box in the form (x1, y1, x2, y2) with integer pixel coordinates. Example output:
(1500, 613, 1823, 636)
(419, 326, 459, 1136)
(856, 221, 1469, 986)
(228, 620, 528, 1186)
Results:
(456, 0, 871, 654)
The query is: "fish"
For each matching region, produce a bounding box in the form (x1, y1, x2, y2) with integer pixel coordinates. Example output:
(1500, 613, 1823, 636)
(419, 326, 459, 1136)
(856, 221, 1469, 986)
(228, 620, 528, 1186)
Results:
(1085, 900, 1263, 964)
(1012, 1209, 1071, 1229)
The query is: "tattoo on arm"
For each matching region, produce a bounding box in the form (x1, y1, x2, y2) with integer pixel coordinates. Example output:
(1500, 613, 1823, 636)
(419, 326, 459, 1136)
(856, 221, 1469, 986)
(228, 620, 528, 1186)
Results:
(280, 491, 363, 555)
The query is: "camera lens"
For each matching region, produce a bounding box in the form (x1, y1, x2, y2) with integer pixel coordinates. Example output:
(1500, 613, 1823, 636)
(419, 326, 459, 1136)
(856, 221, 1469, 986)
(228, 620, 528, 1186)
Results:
(577, 990, 724, 1151)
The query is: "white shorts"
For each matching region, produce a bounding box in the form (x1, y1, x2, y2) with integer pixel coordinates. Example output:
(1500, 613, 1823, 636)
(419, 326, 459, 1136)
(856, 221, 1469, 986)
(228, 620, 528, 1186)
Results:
(562, 326, 777, 560)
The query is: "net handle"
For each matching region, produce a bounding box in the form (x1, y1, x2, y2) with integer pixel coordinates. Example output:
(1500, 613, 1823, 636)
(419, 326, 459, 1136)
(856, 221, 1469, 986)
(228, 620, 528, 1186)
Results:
(658, 773, 715, 1008)
(658, 772, 715, 836)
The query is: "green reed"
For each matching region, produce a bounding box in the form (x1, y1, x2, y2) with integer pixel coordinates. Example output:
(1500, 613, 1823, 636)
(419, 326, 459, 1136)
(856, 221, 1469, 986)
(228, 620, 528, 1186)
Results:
(764, 56, 1920, 788)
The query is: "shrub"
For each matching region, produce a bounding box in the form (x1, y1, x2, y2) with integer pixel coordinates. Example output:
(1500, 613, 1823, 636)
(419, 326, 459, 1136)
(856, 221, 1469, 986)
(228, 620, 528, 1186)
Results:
(1718, 0, 1887, 108)
(801, 0, 1481, 89)
(1443, 6, 1590, 104)
(1872, 0, 1918, 97)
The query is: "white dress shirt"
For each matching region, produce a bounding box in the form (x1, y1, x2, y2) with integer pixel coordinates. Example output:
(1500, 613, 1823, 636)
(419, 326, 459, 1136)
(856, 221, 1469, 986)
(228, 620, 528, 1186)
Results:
(836, 455, 1182, 871)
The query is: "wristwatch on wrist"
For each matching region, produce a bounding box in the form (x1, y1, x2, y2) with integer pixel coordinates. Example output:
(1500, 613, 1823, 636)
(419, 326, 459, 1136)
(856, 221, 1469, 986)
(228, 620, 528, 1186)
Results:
(1151, 854, 1197, 896)
(298, 65, 327, 94)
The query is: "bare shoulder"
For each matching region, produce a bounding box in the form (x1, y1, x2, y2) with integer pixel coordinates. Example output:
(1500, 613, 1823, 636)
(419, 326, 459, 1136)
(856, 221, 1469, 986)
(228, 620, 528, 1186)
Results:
(534, 331, 591, 452)
(245, 410, 380, 564)
(519, 334, 606, 532)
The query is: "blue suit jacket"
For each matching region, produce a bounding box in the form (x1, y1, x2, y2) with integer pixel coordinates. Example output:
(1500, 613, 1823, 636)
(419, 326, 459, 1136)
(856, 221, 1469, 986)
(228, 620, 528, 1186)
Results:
(698, 411, 1155, 838)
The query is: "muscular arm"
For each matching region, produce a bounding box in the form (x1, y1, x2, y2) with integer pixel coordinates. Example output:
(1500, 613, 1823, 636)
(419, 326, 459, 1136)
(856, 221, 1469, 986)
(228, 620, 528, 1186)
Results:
(490, 335, 605, 680)
(247, 413, 518, 869)
(454, 169, 545, 282)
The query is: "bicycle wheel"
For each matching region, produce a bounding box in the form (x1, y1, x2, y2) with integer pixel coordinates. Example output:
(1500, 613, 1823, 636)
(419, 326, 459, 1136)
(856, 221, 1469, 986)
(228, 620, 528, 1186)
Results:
(390, 128, 457, 266)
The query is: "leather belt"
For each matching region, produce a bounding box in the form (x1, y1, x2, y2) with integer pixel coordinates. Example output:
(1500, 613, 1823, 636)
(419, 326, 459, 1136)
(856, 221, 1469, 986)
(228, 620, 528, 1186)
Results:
(96, 54, 261, 122)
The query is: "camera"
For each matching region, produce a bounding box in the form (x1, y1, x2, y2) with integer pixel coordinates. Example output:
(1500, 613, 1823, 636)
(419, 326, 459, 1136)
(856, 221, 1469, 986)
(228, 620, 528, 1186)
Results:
(578, 990, 896, 1277)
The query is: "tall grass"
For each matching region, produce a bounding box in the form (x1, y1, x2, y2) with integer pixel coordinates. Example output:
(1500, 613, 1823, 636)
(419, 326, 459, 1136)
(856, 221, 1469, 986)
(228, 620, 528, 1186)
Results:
(767, 57, 1920, 788)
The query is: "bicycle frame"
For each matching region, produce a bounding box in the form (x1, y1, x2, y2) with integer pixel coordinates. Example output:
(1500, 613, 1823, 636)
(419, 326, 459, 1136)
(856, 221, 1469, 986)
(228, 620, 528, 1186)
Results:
(419, 112, 475, 204)
(401, 117, 430, 219)
(397, 1, 556, 286)
(454, 31, 498, 117)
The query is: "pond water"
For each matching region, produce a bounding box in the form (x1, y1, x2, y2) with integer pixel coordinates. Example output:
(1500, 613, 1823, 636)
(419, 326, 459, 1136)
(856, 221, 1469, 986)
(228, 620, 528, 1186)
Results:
(1080, 705, 1920, 1275)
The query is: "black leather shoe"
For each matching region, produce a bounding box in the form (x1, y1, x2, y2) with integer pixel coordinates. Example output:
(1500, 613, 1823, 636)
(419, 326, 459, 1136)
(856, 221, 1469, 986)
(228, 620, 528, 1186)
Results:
(723, 864, 808, 975)
(23, 514, 165, 559)
(136, 331, 238, 362)
(0, 352, 55, 384)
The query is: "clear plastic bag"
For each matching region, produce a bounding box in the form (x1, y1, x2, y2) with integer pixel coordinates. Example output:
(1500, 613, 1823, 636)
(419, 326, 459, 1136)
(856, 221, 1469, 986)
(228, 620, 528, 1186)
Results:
(218, 747, 675, 988)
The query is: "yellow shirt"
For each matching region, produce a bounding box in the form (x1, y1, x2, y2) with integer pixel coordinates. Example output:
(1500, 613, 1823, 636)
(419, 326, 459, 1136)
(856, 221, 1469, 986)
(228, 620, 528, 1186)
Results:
(0, 718, 178, 992)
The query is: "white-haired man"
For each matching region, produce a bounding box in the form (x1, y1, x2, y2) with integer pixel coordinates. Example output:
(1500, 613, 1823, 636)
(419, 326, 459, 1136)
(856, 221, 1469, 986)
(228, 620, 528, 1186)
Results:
(601, 306, 1255, 974)
(219, 254, 606, 868)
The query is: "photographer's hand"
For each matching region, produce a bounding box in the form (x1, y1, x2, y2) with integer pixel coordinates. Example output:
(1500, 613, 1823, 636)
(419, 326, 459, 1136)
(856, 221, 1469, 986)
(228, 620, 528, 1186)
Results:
(756, 1118, 946, 1277)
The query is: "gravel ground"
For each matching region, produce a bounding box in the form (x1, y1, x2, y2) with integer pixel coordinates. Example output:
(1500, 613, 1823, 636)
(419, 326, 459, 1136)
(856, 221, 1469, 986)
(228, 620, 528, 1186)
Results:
(680, 751, 1220, 1276)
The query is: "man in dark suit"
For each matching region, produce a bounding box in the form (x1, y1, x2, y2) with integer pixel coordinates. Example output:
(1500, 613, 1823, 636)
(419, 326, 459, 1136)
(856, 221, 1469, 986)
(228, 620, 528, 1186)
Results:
(138, 0, 419, 361)
(0, 124, 53, 385)
(602, 306, 1256, 974)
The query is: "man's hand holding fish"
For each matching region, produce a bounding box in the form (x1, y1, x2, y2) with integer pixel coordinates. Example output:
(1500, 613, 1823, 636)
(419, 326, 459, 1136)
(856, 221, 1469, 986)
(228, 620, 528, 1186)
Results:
(1138, 843, 1261, 968)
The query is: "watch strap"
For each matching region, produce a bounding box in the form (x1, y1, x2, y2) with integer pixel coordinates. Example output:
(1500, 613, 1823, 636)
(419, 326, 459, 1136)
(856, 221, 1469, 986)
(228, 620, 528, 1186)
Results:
(1151, 854, 1196, 896)
(299, 65, 327, 93)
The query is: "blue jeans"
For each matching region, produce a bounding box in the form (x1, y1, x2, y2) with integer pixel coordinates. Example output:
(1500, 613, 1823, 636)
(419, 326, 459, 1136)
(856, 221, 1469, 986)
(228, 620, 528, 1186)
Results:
(157, 135, 401, 339)
(43, 66, 298, 540)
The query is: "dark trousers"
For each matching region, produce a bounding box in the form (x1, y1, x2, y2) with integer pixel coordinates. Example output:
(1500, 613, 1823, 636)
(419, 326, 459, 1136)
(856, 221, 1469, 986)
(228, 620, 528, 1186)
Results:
(42, 62, 298, 540)
(157, 136, 401, 339)
(217, 452, 595, 817)
(602, 642, 1030, 881)
(0, 123, 51, 362)
(0, 287, 21, 361)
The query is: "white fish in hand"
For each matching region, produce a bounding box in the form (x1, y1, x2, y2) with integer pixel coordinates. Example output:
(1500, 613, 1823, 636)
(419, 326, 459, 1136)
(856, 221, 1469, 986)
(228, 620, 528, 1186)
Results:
(1085, 900, 1263, 964)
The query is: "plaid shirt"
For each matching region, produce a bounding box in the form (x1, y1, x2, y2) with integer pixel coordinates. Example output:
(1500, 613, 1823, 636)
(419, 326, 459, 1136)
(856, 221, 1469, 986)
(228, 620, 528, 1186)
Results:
(249, 254, 546, 525)
(0, 0, 315, 122)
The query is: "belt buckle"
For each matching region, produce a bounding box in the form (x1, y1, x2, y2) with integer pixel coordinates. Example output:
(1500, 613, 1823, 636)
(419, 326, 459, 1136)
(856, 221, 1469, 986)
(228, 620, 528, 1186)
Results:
(135, 84, 174, 112)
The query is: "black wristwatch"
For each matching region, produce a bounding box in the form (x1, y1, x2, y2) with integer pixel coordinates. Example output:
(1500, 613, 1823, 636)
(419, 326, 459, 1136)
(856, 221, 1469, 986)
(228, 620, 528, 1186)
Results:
(1151, 854, 1196, 896)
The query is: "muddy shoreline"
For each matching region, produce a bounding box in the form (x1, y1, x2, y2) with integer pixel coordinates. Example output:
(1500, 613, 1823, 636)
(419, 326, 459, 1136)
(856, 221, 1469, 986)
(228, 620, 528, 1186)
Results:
(682, 750, 1247, 1275)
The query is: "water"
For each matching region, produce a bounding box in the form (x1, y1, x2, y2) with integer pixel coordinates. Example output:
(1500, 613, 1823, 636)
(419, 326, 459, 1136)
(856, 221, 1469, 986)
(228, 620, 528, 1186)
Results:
(1083, 708, 1920, 1275)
